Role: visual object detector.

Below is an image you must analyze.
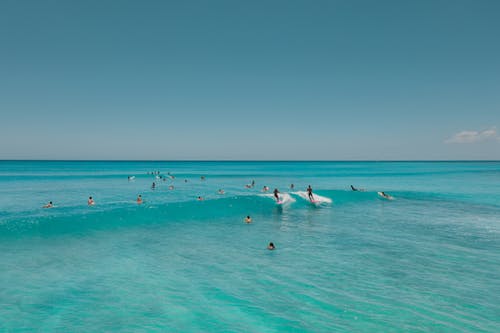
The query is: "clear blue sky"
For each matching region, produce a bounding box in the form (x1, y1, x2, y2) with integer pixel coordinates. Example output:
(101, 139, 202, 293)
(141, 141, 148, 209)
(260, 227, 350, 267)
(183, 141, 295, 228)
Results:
(1, 0, 499, 160)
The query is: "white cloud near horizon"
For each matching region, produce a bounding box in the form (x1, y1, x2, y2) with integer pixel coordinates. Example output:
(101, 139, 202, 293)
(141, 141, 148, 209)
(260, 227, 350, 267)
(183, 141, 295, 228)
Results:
(445, 127, 498, 144)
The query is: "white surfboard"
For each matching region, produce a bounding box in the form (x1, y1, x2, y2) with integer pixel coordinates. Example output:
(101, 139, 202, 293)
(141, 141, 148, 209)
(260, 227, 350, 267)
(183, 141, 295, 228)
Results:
(292, 191, 333, 204)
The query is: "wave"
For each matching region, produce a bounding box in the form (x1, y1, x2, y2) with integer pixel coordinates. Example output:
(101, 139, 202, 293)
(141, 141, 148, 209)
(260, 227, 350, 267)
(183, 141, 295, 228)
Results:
(2, 188, 499, 237)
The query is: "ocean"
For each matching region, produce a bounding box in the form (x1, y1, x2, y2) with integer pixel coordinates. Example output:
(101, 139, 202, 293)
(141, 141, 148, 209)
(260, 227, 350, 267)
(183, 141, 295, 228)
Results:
(0, 161, 499, 332)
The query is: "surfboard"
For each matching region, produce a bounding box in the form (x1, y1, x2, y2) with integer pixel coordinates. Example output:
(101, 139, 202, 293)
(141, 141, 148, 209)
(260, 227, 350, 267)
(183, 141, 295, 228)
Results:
(292, 191, 333, 204)
(378, 192, 394, 200)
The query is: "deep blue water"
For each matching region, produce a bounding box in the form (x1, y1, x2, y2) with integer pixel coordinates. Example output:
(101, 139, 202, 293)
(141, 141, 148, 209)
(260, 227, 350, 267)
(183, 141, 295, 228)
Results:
(1, 161, 499, 332)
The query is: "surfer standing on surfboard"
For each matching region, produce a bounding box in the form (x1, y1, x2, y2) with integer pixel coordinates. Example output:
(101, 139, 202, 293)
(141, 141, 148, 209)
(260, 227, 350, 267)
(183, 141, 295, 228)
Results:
(273, 188, 280, 202)
(307, 185, 314, 201)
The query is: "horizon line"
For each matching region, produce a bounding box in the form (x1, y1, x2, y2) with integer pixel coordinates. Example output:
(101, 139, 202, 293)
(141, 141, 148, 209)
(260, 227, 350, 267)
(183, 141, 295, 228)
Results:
(1, 159, 499, 163)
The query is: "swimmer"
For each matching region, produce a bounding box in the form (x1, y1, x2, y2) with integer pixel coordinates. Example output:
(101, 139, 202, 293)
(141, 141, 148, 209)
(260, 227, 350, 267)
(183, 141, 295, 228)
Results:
(88, 196, 95, 206)
(218, 189, 225, 195)
(245, 216, 252, 223)
(137, 195, 143, 204)
(197, 196, 204, 201)
(306, 185, 314, 201)
(273, 188, 280, 202)
(351, 185, 367, 192)
(43, 201, 53, 208)
(380, 191, 393, 199)
(267, 242, 275, 250)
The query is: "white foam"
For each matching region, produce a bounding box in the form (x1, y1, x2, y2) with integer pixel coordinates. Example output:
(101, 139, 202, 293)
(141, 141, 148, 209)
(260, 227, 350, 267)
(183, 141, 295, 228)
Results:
(259, 193, 296, 205)
(292, 191, 333, 204)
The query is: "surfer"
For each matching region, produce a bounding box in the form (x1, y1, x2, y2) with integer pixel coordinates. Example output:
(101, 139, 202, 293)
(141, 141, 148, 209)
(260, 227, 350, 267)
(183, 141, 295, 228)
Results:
(43, 201, 53, 208)
(251, 180, 255, 187)
(307, 185, 314, 201)
(273, 188, 280, 202)
(245, 216, 252, 223)
(380, 192, 392, 199)
(262, 186, 269, 192)
(137, 195, 143, 204)
(351, 185, 366, 192)
(218, 189, 225, 194)
(267, 242, 275, 250)
(88, 196, 95, 206)
(290, 183, 294, 190)
(151, 182, 156, 190)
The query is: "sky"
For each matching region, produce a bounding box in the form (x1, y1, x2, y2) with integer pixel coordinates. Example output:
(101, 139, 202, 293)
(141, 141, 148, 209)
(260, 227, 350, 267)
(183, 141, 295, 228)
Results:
(0, 0, 499, 160)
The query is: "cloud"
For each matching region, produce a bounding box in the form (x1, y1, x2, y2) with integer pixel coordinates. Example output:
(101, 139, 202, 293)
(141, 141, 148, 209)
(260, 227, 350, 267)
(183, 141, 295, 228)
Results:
(445, 127, 498, 144)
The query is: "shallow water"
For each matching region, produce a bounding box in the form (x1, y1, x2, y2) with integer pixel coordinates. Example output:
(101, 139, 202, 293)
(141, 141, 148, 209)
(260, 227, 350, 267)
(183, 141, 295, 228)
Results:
(1, 161, 499, 332)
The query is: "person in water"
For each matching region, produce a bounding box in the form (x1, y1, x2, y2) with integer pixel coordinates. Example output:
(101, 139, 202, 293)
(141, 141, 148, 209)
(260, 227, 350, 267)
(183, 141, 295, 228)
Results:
(351, 184, 367, 192)
(197, 196, 204, 201)
(137, 195, 143, 204)
(380, 191, 392, 199)
(263, 186, 269, 192)
(273, 188, 280, 202)
(307, 185, 314, 201)
(245, 216, 252, 223)
(267, 242, 275, 250)
(151, 182, 156, 190)
(218, 189, 225, 194)
(290, 183, 295, 190)
(88, 196, 95, 206)
(43, 201, 53, 208)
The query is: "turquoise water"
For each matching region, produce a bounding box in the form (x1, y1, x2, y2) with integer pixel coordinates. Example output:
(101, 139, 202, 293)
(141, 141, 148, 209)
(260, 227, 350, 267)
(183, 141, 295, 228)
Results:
(1, 161, 499, 332)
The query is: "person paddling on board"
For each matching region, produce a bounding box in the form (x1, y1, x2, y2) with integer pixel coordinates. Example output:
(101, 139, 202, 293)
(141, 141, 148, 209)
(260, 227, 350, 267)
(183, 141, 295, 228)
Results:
(380, 191, 393, 199)
(307, 185, 314, 202)
(273, 188, 280, 202)
(351, 185, 358, 191)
